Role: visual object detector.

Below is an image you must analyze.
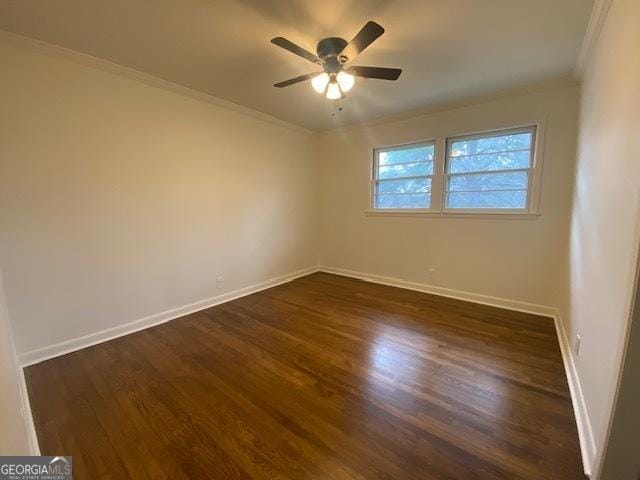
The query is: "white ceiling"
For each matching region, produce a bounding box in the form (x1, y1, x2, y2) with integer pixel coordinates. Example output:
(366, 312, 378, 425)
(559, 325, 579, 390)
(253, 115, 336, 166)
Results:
(0, 0, 593, 131)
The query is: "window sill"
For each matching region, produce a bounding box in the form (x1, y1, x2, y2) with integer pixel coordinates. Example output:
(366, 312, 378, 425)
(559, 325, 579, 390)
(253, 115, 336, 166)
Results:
(364, 210, 541, 220)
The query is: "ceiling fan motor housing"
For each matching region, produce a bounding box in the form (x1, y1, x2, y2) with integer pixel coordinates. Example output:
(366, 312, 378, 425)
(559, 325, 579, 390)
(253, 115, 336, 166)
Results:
(316, 37, 348, 73)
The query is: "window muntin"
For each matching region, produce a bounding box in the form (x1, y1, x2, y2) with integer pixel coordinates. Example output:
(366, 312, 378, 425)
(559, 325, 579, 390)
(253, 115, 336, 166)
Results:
(373, 142, 435, 209)
(444, 127, 536, 211)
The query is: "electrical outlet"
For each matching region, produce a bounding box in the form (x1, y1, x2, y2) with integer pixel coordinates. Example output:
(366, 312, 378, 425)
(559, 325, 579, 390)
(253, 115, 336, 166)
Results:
(575, 334, 581, 357)
(216, 276, 224, 289)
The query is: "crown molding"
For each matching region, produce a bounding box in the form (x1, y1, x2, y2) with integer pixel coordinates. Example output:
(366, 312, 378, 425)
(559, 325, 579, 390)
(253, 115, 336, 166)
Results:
(0, 24, 590, 137)
(0, 29, 312, 136)
(315, 75, 578, 136)
(575, 0, 614, 79)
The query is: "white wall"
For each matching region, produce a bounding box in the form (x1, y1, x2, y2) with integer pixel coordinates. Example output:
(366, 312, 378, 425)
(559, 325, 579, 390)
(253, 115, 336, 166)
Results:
(0, 270, 32, 454)
(563, 0, 640, 476)
(317, 85, 579, 308)
(0, 38, 318, 358)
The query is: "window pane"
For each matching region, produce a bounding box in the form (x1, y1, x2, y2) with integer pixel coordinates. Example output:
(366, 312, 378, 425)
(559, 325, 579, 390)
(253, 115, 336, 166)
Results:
(378, 161, 432, 179)
(448, 171, 528, 192)
(377, 178, 431, 194)
(375, 193, 430, 209)
(379, 145, 434, 166)
(444, 127, 535, 211)
(448, 150, 530, 173)
(450, 132, 532, 157)
(446, 190, 527, 209)
(374, 143, 435, 210)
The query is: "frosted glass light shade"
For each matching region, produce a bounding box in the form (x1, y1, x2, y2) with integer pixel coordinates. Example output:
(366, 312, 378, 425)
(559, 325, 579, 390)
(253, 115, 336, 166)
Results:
(326, 81, 341, 100)
(311, 73, 330, 93)
(336, 71, 355, 92)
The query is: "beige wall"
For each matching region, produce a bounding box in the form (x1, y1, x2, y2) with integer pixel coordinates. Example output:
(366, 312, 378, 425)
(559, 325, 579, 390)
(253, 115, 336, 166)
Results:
(0, 38, 318, 357)
(563, 0, 640, 476)
(0, 270, 32, 454)
(317, 85, 579, 308)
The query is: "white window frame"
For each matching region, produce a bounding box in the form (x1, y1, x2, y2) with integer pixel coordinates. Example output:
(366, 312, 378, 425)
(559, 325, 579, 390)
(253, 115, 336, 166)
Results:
(366, 120, 545, 220)
(370, 140, 437, 213)
(443, 125, 537, 214)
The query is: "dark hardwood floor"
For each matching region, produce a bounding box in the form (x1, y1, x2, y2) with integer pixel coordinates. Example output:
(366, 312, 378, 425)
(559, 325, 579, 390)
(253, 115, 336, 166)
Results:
(26, 272, 586, 479)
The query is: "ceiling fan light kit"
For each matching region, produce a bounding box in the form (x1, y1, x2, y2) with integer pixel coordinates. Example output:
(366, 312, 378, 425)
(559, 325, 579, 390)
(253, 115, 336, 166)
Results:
(311, 71, 354, 98)
(271, 21, 402, 101)
(325, 81, 342, 100)
(311, 72, 330, 93)
(336, 71, 355, 92)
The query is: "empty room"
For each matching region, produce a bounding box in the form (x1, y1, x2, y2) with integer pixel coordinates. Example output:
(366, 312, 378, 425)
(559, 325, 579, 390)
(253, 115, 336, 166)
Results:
(1, 0, 639, 479)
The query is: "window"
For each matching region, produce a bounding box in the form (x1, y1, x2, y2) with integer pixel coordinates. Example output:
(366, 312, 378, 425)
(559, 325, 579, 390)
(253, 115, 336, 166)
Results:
(372, 141, 435, 209)
(444, 126, 536, 211)
(369, 124, 541, 217)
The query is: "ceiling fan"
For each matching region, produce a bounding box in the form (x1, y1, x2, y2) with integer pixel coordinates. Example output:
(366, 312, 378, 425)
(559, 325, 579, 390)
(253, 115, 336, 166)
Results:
(271, 21, 402, 100)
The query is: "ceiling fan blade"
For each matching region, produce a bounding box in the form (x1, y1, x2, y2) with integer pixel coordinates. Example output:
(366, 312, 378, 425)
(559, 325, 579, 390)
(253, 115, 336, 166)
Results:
(340, 21, 385, 61)
(274, 72, 318, 88)
(348, 66, 402, 80)
(271, 37, 321, 64)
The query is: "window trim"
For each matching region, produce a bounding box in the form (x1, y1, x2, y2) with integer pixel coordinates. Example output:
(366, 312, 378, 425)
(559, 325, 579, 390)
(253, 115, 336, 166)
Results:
(370, 139, 437, 212)
(366, 120, 545, 219)
(443, 125, 537, 214)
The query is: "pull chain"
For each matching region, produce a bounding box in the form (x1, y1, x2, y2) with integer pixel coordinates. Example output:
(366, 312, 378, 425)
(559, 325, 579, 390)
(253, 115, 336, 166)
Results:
(330, 99, 344, 117)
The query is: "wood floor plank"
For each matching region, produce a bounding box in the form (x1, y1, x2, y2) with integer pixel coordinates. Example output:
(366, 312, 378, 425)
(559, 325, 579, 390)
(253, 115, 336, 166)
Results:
(26, 272, 586, 479)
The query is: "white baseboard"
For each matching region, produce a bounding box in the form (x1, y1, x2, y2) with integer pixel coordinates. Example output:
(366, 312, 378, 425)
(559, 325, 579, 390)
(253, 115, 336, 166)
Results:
(19, 266, 319, 367)
(553, 311, 597, 477)
(318, 265, 557, 318)
(17, 366, 40, 455)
